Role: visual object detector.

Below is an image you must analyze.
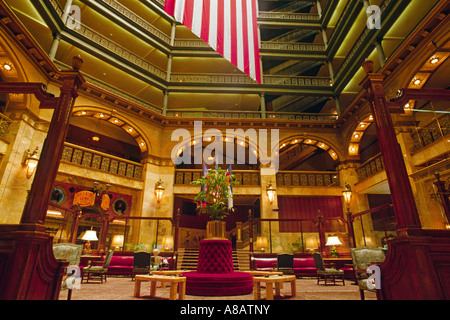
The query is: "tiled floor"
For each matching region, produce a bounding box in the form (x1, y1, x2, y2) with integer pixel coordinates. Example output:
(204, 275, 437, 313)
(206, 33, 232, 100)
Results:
(60, 276, 376, 301)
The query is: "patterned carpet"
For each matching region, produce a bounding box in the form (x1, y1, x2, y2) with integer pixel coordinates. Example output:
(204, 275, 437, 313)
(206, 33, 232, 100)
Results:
(60, 276, 376, 301)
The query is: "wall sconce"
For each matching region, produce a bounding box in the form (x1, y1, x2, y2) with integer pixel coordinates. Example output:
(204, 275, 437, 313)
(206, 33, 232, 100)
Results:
(23, 147, 39, 178)
(266, 182, 276, 204)
(155, 179, 165, 203)
(342, 183, 352, 210)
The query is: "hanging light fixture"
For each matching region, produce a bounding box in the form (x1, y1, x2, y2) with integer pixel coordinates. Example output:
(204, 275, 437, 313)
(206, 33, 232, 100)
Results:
(266, 182, 276, 204)
(155, 179, 165, 203)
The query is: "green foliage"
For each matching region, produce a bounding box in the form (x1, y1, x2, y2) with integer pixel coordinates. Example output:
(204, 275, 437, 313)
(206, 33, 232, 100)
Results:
(125, 243, 145, 251)
(288, 238, 306, 253)
(191, 167, 239, 221)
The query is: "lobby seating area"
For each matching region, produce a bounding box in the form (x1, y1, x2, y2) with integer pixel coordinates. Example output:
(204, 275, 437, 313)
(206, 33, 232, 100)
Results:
(250, 252, 354, 280)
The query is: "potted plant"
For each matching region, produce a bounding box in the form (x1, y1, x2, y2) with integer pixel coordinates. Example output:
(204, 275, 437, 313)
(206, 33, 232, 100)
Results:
(191, 167, 238, 239)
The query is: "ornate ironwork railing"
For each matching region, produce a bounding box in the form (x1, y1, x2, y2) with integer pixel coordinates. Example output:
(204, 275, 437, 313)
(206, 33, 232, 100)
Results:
(357, 153, 384, 181)
(0, 113, 12, 138)
(276, 171, 340, 187)
(174, 169, 260, 186)
(410, 113, 450, 152)
(61, 143, 143, 179)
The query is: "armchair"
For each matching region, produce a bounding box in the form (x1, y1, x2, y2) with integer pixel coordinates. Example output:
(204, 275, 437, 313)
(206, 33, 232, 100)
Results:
(132, 251, 151, 279)
(312, 252, 345, 285)
(350, 246, 386, 300)
(52, 243, 83, 300)
(82, 250, 114, 284)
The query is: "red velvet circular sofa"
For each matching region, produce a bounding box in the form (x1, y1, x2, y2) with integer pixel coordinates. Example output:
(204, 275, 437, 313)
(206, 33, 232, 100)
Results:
(182, 239, 253, 296)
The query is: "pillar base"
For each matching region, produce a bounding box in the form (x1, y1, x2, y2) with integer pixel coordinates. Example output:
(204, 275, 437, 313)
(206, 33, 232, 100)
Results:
(380, 229, 450, 299)
(0, 224, 66, 300)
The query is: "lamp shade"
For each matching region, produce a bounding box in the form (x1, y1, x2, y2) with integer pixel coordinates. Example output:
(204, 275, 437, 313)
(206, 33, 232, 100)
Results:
(325, 236, 342, 246)
(111, 234, 124, 247)
(81, 230, 98, 241)
(256, 236, 269, 250)
(162, 235, 174, 250)
(306, 237, 318, 250)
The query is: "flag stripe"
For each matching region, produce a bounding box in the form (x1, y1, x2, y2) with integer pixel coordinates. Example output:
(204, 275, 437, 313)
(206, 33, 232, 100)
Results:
(217, 0, 224, 56)
(209, 0, 218, 50)
(230, 0, 237, 68)
(164, 0, 261, 84)
(183, 0, 194, 30)
(241, 0, 250, 78)
(252, 0, 261, 83)
(200, 0, 210, 43)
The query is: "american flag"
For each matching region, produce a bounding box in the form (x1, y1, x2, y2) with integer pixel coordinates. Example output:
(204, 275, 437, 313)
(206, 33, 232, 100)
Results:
(164, 0, 262, 84)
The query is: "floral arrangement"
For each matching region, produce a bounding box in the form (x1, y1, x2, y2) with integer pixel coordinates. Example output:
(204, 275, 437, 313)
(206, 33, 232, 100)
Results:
(191, 167, 238, 221)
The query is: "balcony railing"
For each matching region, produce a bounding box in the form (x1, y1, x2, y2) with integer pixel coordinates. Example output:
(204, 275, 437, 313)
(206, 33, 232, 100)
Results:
(410, 113, 450, 152)
(0, 113, 12, 138)
(357, 153, 384, 182)
(61, 143, 143, 179)
(174, 169, 260, 186)
(276, 171, 340, 187)
(258, 11, 321, 22)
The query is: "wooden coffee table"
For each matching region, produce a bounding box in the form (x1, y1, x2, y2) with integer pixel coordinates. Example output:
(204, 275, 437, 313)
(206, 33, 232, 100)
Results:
(134, 274, 186, 300)
(253, 275, 296, 300)
(151, 270, 189, 288)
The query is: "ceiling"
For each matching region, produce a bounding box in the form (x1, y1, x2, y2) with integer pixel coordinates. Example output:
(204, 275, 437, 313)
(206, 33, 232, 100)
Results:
(2, 0, 448, 118)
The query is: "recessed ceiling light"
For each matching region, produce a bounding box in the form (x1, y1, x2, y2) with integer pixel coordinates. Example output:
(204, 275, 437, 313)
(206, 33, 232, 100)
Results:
(430, 57, 439, 64)
(3, 63, 12, 71)
(413, 78, 421, 85)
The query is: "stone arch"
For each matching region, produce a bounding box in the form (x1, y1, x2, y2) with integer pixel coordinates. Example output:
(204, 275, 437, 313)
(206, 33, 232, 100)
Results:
(171, 128, 272, 168)
(345, 113, 375, 158)
(71, 106, 152, 155)
(277, 135, 341, 172)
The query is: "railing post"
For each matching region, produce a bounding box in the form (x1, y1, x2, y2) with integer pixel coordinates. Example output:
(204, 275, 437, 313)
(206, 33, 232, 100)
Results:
(248, 209, 253, 253)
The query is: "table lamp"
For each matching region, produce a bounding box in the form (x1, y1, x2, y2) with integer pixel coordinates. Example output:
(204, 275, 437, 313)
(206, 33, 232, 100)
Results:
(306, 237, 318, 253)
(256, 236, 269, 252)
(162, 235, 174, 251)
(111, 234, 124, 250)
(81, 229, 98, 254)
(326, 236, 342, 257)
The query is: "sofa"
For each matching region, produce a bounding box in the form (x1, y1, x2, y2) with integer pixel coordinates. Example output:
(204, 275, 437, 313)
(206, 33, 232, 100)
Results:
(250, 253, 278, 271)
(92, 251, 177, 276)
(293, 254, 317, 277)
(250, 252, 352, 279)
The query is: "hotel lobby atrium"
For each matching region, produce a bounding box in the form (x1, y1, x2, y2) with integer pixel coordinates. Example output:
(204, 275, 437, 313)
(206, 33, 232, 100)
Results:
(0, 0, 449, 302)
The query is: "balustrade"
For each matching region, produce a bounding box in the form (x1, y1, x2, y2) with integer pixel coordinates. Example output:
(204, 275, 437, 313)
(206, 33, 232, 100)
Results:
(61, 143, 143, 179)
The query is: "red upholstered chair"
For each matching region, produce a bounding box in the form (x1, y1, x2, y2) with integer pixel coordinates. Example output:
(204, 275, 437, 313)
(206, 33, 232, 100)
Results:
(182, 239, 253, 296)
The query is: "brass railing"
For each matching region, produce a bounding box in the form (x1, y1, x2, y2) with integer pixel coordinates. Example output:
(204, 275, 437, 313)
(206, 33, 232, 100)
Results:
(61, 143, 143, 179)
